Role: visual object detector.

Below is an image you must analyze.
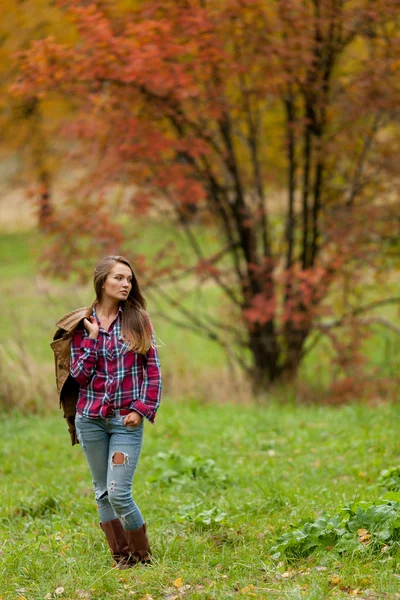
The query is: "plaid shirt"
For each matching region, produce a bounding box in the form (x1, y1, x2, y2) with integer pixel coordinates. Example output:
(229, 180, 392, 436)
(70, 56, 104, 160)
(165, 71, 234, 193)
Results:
(70, 305, 162, 422)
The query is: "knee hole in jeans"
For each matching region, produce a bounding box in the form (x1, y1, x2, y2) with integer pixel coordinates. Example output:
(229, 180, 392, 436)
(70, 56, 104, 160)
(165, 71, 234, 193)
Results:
(112, 452, 127, 465)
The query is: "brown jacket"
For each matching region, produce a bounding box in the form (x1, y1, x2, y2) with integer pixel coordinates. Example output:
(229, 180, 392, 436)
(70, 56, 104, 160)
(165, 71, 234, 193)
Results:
(51, 306, 92, 445)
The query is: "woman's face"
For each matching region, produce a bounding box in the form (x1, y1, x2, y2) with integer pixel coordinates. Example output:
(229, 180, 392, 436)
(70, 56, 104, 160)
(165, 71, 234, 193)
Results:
(102, 262, 133, 302)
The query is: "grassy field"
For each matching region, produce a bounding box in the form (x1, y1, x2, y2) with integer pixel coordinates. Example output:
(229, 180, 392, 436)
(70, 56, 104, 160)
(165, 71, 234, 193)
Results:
(1, 402, 400, 599)
(1, 227, 400, 598)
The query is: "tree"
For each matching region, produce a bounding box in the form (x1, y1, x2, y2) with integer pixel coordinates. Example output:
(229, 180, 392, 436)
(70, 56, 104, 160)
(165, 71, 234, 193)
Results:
(15, 0, 400, 391)
(1, 0, 76, 229)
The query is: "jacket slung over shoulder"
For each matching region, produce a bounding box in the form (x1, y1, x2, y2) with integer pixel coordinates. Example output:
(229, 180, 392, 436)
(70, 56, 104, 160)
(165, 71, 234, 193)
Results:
(51, 306, 92, 446)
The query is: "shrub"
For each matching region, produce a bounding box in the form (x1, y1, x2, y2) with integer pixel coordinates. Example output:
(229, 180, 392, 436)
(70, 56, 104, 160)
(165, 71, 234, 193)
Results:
(271, 494, 400, 559)
(376, 467, 400, 493)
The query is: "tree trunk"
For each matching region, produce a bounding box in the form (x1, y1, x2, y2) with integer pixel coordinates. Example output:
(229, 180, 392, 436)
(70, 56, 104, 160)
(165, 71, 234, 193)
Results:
(282, 326, 309, 380)
(249, 321, 281, 393)
(37, 170, 52, 231)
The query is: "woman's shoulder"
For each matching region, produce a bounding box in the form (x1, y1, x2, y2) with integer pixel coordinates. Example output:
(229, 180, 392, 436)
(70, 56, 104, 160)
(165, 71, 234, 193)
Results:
(55, 306, 92, 333)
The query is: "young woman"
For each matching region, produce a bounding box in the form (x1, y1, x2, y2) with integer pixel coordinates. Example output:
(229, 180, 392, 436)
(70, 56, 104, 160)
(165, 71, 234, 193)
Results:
(69, 255, 162, 569)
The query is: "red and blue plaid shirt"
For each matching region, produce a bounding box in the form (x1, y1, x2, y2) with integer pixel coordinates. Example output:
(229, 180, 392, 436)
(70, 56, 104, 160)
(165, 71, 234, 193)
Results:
(70, 304, 162, 422)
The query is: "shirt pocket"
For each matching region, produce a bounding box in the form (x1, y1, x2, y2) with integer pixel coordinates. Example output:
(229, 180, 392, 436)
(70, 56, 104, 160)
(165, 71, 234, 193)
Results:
(116, 336, 130, 356)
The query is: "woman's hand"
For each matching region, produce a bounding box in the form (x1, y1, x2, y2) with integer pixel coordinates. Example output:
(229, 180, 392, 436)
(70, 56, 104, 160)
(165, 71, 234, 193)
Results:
(123, 411, 143, 427)
(83, 316, 99, 339)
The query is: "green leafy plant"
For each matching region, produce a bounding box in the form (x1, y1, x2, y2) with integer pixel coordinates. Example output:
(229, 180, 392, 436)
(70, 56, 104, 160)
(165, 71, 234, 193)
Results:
(271, 495, 400, 559)
(376, 467, 400, 493)
(149, 451, 230, 488)
(175, 502, 228, 527)
(14, 496, 61, 519)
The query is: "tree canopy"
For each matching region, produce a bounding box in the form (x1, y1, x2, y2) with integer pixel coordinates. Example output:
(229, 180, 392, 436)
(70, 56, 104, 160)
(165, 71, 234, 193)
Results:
(15, 0, 400, 391)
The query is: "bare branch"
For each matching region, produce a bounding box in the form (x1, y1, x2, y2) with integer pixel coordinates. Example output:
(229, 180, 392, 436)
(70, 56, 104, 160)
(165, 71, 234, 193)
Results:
(146, 289, 252, 373)
(314, 296, 400, 331)
(151, 186, 243, 307)
(345, 111, 384, 206)
(358, 316, 400, 336)
(351, 296, 400, 318)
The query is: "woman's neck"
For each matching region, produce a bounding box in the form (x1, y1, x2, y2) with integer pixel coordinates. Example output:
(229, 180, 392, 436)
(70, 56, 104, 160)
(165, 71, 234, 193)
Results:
(96, 298, 120, 319)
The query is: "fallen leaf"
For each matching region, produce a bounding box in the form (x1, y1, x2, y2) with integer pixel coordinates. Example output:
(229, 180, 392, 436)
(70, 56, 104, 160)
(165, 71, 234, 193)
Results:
(315, 566, 327, 572)
(173, 578, 183, 589)
(357, 528, 371, 545)
(55, 588, 64, 595)
(329, 576, 341, 585)
(241, 584, 256, 593)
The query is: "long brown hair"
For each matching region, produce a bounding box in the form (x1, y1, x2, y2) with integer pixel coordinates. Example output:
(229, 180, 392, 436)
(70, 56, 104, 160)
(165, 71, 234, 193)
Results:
(92, 255, 153, 354)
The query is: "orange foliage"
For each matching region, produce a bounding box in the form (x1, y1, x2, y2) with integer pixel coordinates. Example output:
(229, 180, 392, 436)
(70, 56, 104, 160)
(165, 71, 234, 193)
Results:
(13, 0, 400, 388)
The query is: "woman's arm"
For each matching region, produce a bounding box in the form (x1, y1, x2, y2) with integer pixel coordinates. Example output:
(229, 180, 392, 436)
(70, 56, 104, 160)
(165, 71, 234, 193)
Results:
(70, 327, 99, 385)
(130, 326, 162, 423)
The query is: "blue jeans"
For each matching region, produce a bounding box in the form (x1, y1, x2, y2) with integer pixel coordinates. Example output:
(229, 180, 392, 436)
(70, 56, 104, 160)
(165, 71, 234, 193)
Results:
(75, 412, 144, 530)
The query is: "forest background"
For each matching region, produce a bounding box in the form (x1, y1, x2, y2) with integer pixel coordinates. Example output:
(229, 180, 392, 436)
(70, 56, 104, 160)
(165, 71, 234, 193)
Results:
(1, 1, 400, 599)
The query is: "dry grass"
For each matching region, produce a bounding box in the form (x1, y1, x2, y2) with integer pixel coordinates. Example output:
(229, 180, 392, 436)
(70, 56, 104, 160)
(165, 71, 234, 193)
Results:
(162, 362, 254, 405)
(0, 337, 55, 413)
(0, 186, 37, 231)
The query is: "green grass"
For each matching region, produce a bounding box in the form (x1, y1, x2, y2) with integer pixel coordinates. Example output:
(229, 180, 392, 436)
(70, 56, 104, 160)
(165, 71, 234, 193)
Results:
(1, 401, 400, 599)
(0, 231, 40, 278)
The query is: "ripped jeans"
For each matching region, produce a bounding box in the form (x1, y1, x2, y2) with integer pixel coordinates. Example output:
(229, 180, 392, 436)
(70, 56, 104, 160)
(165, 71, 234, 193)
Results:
(75, 412, 144, 530)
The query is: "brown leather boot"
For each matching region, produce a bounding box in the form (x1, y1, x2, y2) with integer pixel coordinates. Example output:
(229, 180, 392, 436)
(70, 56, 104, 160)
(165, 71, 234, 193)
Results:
(100, 519, 134, 569)
(125, 522, 152, 564)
